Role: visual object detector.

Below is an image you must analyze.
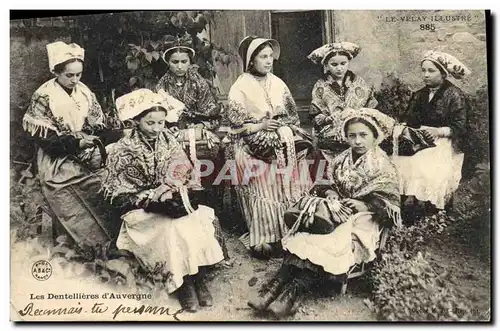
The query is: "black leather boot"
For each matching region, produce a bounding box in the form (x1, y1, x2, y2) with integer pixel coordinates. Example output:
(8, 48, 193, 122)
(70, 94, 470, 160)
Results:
(175, 276, 199, 313)
(194, 271, 213, 307)
(267, 280, 301, 319)
(248, 276, 287, 311)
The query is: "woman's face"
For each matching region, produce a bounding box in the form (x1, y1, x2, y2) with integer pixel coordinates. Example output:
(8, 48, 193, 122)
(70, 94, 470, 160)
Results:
(421, 60, 445, 87)
(251, 45, 274, 75)
(136, 110, 166, 139)
(346, 121, 376, 155)
(325, 54, 349, 80)
(56, 61, 83, 89)
(167, 51, 191, 77)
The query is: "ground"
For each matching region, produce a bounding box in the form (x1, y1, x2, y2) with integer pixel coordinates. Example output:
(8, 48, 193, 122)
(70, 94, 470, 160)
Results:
(10, 219, 490, 321)
(9, 169, 490, 321)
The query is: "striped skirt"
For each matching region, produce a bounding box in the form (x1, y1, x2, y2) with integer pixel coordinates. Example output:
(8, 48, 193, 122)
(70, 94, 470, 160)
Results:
(234, 143, 312, 249)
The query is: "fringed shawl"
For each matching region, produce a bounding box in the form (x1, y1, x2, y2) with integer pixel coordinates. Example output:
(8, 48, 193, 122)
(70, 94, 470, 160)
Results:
(23, 78, 105, 138)
(101, 129, 196, 204)
(155, 67, 221, 130)
(328, 146, 402, 227)
(310, 71, 377, 143)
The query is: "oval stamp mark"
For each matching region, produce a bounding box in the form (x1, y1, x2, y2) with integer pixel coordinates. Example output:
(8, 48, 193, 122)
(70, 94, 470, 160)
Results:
(31, 260, 52, 281)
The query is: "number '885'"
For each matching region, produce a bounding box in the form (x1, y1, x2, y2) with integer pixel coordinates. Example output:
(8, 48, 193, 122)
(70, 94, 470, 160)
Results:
(420, 24, 436, 31)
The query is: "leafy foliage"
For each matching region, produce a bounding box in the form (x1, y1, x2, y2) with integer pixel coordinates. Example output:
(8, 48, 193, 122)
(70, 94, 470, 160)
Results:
(76, 11, 232, 112)
(463, 85, 490, 175)
(449, 163, 491, 260)
(385, 211, 452, 256)
(366, 212, 475, 321)
(369, 251, 475, 321)
(374, 72, 413, 121)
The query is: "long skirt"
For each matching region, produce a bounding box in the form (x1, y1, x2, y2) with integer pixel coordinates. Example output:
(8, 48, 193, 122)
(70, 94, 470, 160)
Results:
(117, 205, 224, 294)
(281, 211, 381, 276)
(234, 142, 312, 249)
(392, 135, 464, 209)
(37, 148, 119, 247)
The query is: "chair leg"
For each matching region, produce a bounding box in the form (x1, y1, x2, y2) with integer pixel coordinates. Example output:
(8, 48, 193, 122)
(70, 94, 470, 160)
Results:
(340, 280, 348, 295)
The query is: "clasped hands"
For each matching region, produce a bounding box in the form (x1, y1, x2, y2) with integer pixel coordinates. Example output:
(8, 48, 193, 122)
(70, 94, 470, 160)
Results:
(135, 183, 178, 208)
(325, 189, 369, 213)
(75, 131, 100, 149)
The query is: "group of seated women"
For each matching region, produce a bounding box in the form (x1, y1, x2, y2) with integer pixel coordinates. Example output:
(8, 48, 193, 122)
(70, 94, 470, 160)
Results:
(22, 36, 470, 317)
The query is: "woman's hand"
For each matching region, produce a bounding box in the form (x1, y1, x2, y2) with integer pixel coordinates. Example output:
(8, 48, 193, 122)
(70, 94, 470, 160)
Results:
(341, 198, 369, 213)
(325, 189, 340, 201)
(262, 118, 281, 132)
(79, 137, 96, 149)
(150, 184, 173, 202)
(422, 127, 440, 141)
(76, 132, 99, 149)
(135, 190, 153, 207)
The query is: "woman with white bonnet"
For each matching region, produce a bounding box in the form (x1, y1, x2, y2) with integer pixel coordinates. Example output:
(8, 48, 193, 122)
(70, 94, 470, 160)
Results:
(224, 36, 313, 259)
(22, 41, 119, 248)
(307, 41, 378, 158)
(394, 50, 470, 218)
(101, 89, 225, 313)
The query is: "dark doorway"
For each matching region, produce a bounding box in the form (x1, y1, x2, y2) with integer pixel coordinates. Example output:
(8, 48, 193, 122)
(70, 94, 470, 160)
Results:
(271, 11, 324, 108)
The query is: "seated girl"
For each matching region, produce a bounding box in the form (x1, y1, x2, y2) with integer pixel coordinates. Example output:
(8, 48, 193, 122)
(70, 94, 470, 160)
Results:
(247, 108, 401, 318)
(101, 89, 226, 313)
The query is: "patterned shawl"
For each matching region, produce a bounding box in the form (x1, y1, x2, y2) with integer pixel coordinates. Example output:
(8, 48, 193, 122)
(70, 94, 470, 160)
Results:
(310, 71, 378, 143)
(101, 129, 195, 203)
(224, 72, 303, 164)
(328, 146, 402, 227)
(23, 78, 105, 138)
(155, 67, 220, 130)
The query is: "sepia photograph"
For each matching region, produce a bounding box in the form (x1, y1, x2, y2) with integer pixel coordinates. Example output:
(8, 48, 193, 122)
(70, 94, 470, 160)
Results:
(8, 8, 491, 322)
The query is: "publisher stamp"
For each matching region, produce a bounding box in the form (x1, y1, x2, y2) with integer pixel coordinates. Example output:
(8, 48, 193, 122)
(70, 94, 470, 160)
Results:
(31, 260, 52, 281)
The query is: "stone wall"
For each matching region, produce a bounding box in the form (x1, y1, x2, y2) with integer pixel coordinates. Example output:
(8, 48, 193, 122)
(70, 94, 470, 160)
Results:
(334, 10, 488, 95)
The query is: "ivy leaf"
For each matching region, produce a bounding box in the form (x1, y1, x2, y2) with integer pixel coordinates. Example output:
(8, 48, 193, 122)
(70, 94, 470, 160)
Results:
(163, 34, 176, 42)
(145, 52, 153, 63)
(51, 245, 69, 257)
(186, 11, 197, 19)
(150, 40, 160, 50)
(177, 11, 188, 26)
(151, 51, 160, 61)
(55, 235, 68, 245)
(170, 15, 180, 28)
(99, 269, 111, 283)
(72, 263, 88, 276)
(127, 58, 140, 71)
(65, 249, 76, 260)
(129, 76, 139, 87)
(105, 259, 131, 279)
(195, 13, 207, 28)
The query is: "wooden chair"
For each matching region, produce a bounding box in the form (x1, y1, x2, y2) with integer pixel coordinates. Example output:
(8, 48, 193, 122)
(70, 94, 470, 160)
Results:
(331, 226, 391, 295)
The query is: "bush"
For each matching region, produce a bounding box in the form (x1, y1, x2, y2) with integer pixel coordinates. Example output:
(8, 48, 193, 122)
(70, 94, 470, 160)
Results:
(369, 251, 474, 321)
(450, 162, 491, 260)
(385, 211, 453, 255)
(464, 85, 490, 171)
(365, 211, 482, 321)
(374, 72, 413, 121)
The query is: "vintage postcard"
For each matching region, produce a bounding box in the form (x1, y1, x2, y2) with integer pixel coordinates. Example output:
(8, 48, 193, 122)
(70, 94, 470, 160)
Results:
(10, 9, 491, 322)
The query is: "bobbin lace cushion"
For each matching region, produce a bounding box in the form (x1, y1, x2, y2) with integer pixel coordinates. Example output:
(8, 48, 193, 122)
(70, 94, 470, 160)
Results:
(173, 127, 221, 161)
(243, 130, 283, 162)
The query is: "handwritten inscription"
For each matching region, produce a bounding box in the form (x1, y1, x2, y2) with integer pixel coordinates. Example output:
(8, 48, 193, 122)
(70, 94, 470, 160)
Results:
(18, 302, 83, 316)
(19, 292, 184, 321)
(111, 304, 184, 321)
